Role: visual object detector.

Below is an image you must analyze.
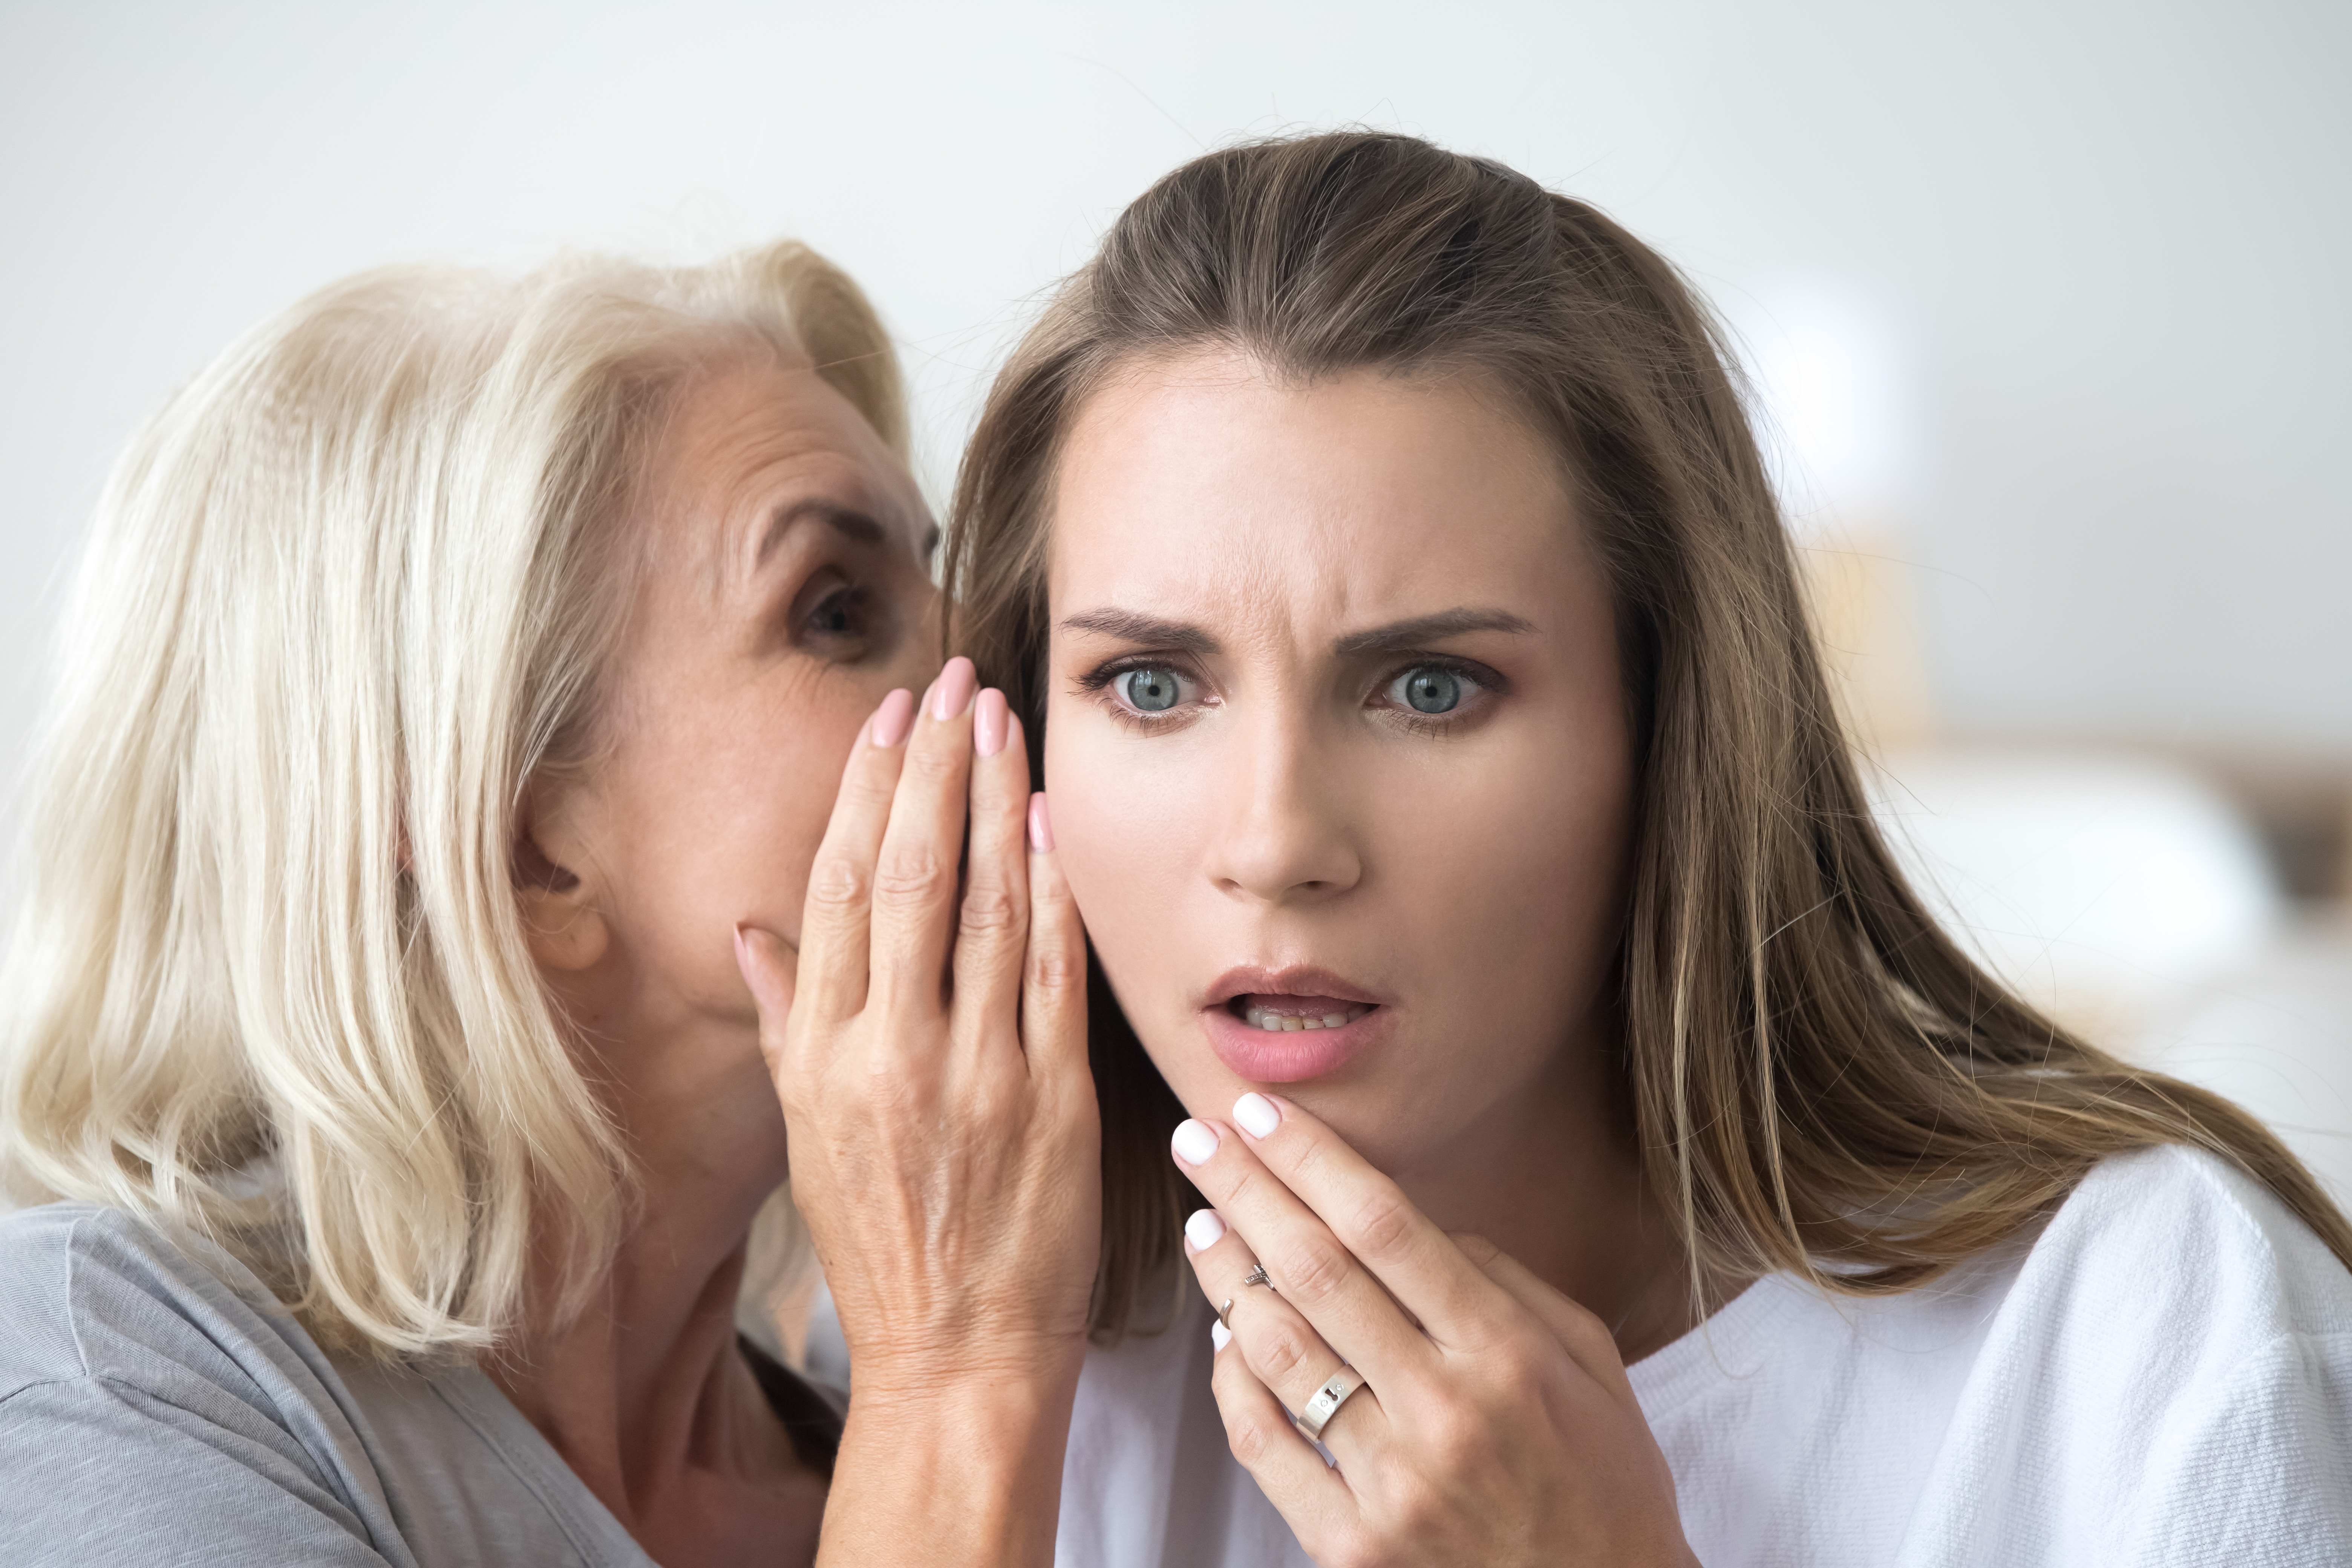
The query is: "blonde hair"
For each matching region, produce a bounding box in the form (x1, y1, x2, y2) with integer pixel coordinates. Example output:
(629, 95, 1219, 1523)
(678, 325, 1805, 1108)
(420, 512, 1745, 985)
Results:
(944, 132, 2352, 1338)
(0, 239, 905, 1358)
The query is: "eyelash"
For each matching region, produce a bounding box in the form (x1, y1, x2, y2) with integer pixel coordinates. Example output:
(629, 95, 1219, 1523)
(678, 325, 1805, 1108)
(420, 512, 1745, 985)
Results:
(807, 579, 865, 631)
(1075, 654, 1499, 735)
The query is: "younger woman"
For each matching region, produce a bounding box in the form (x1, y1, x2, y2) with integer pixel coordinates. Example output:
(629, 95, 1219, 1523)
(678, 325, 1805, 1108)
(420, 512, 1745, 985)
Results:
(760, 132, 2352, 1565)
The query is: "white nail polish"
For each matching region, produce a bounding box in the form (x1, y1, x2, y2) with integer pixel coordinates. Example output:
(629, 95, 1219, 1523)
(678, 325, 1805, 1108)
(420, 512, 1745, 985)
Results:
(1233, 1093, 1280, 1139)
(1185, 1208, 1227, 1251)
(1211, 1320, 1232, 1352)
(1171, 1119, 1220, 1166)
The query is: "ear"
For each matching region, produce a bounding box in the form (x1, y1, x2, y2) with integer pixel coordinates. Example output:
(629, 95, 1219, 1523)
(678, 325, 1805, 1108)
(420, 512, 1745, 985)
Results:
(515, 792, 610, 974)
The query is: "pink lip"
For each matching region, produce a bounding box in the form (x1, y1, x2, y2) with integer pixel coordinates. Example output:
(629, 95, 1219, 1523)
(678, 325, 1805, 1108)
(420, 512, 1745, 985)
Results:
(1199, 965, 1392, 1084)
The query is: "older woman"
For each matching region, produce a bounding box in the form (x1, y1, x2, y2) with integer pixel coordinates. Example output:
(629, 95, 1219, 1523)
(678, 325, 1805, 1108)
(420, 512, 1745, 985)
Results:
(0, 242, 1087, 1566)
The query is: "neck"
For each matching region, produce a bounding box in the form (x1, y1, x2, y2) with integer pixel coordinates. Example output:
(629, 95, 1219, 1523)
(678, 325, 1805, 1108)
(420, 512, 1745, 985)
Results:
(485, 1009, 823, 1564)
(1380, 1026, 1706, 1365)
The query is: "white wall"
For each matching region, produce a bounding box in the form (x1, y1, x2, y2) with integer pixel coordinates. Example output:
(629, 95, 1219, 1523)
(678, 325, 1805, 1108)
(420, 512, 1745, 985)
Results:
(4, 0, 2347, 849)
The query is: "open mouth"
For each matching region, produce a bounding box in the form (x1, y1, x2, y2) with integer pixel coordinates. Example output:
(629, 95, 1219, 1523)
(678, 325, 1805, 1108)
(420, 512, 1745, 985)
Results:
(1225, 995, 1378, 1033)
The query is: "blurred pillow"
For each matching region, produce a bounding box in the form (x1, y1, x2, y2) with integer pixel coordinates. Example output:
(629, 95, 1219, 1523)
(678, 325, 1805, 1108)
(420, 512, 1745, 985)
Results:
(1867, 746, 2283, 1041)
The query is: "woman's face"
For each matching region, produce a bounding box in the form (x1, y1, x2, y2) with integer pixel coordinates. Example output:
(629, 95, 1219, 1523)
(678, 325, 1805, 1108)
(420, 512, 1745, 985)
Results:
(1043, 349, 1634, 1176)
(530, 358, 937, 1161)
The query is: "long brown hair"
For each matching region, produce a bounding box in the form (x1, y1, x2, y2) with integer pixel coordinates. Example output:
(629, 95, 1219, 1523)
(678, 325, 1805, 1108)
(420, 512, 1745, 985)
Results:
(943, 131, 2352, 1339)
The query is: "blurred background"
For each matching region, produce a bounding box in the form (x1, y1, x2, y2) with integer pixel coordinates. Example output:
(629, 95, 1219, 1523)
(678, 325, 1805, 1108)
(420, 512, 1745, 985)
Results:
(3, 0, 2347, 1198)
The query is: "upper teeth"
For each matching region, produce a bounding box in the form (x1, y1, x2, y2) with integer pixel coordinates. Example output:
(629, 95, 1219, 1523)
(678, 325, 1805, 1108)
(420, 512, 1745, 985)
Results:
(1242, 1004, 1371, 1032)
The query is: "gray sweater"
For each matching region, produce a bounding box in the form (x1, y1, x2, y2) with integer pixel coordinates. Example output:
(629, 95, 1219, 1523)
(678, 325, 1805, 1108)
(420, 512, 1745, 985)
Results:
(0, 1202, 839, 1566)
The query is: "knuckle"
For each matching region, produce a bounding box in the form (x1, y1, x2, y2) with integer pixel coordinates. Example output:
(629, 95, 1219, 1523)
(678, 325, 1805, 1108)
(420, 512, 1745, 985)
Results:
(836, 767, 899, 813)
(1447, 1230, 1501, 1268)
(805, 855, 870, 911)
(1025, 943, 1080, 992)
(1486, 1334, 1548, 1389)
(1423, 1406, 1491, 1472)
(957, 883, 1020, 939)
(870, 845, 948, 908)
(1252, 1320, 1316, 1386)
(1347, 1185, 1416, 1264)
(1272, 1234, 1353, 1308)
(1223, 1407, 1276, 1469)
(902, 741, 961, 783)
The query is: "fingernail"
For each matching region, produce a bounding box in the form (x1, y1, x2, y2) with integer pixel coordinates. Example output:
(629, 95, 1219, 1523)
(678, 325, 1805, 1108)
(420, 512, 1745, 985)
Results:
(1210, 1320, 1232, 1352)
(974, 688, 1008, 758)
(1027, 792, 1054, 853)
(870, 688, 916, 748)
(1233, 1093, 1280, 1139)
(1171, 1119, 1220, 1167)
(1184, 1208, 1227, 1251)
(933, 656, 977, 721)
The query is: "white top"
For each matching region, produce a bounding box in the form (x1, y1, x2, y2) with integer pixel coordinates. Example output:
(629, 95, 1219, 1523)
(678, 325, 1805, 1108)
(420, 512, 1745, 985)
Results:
(1054, 1145, 2352, 1567)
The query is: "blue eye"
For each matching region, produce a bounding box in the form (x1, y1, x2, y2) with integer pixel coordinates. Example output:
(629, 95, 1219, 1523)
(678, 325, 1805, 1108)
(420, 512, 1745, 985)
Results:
(1394, 666, 1461, 714)
(1118, 668, 1183, 713)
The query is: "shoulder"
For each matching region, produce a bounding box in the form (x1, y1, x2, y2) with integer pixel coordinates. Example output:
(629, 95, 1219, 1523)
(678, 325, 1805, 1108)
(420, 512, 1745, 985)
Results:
(2023, 1143, 2352, 1345)
(0, 1200, 305, 1405)
(1903, 1146, 2352, 1559)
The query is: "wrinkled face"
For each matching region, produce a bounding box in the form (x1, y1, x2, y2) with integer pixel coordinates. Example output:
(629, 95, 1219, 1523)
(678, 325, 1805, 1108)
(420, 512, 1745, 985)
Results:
(539, 359, 937, 1132)
(1043, 349, 1634, 1175)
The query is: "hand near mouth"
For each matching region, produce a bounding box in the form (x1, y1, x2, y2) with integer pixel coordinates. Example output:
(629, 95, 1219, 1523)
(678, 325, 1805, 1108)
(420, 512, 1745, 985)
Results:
(1171, 1093, 1701, 1568)
(735, 657, 1101, 1568)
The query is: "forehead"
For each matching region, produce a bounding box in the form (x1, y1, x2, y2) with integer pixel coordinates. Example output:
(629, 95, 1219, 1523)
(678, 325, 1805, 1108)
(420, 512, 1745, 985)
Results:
(1047, 351, 1579, 631)
(648, 357, 924, 554)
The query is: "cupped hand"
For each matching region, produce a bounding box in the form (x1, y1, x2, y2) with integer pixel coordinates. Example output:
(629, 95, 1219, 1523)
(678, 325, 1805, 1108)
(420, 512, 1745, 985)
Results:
(734, 657, 1101, 1404)
(1173, 1094, 1698, 1568)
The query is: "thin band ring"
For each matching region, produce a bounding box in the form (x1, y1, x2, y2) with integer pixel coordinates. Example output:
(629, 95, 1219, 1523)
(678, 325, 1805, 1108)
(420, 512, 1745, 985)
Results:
(1297, 1367, 1366, 1441)
(1218, 1297, 1235, 1329)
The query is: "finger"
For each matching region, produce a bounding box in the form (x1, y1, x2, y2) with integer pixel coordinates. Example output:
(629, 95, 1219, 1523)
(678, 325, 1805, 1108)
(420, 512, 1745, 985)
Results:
(733, 923, 798, 1077)
(1019, 789, 1089, 1081)
(948, 691, 1031, 1048)
(1183, 1205, 1389, 1463)
(1223, 1091, 1506, 1351)
(1169, 1116, 1434, 1388)
(867, 657, 979, 1017)
(1453, 1232, 1642, 1408)
(793, 688, 918, 1026)
(1207, 1317, 1363, 1543)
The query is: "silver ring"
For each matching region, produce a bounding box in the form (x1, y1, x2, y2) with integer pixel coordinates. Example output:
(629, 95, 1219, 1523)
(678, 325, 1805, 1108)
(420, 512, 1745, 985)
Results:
(1242, 1263, 1271, 1290)
(1218, 1297, 1235, 1328)
(1297, 1367, 1365, 1441)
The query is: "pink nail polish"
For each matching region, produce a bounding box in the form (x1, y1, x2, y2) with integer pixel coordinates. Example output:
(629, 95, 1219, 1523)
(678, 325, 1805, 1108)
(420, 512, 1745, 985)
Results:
(933, 657, 977, 721)
(1027, 792, 1054, 853)
(870, 689, 916, 748)
(974, 688, 1008, 758)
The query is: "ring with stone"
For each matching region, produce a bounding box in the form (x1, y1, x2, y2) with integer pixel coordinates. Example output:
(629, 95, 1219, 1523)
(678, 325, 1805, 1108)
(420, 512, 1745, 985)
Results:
(1297, 1367, 1366, 1441)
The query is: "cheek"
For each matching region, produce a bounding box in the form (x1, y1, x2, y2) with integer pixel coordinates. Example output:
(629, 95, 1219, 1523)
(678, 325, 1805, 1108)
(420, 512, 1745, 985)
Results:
(602, 683, 872, 983)
(1396, 730, 1633, 1012)
(1043, 718, 1211, 984)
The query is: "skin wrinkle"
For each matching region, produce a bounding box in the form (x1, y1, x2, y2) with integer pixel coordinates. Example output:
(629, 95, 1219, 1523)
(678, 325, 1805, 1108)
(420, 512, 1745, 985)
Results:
(498, 358, 939, 1565)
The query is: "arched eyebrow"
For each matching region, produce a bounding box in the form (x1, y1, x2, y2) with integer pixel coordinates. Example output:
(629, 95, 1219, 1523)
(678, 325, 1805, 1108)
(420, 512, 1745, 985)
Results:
(756, 499, 891, 564)
(1059, 606, 1535, 658)
(1332, 609, 1535, 657)
(1057, 608, 1220, 654)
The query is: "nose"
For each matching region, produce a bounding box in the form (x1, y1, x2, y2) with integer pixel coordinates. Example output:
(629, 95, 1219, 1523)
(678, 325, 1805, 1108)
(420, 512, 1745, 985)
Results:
(1202, 707, 1363, 906)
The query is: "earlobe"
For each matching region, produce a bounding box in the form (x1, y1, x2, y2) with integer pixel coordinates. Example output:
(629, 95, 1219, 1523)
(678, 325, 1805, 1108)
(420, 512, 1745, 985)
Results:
(515, 814, 610, 973)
